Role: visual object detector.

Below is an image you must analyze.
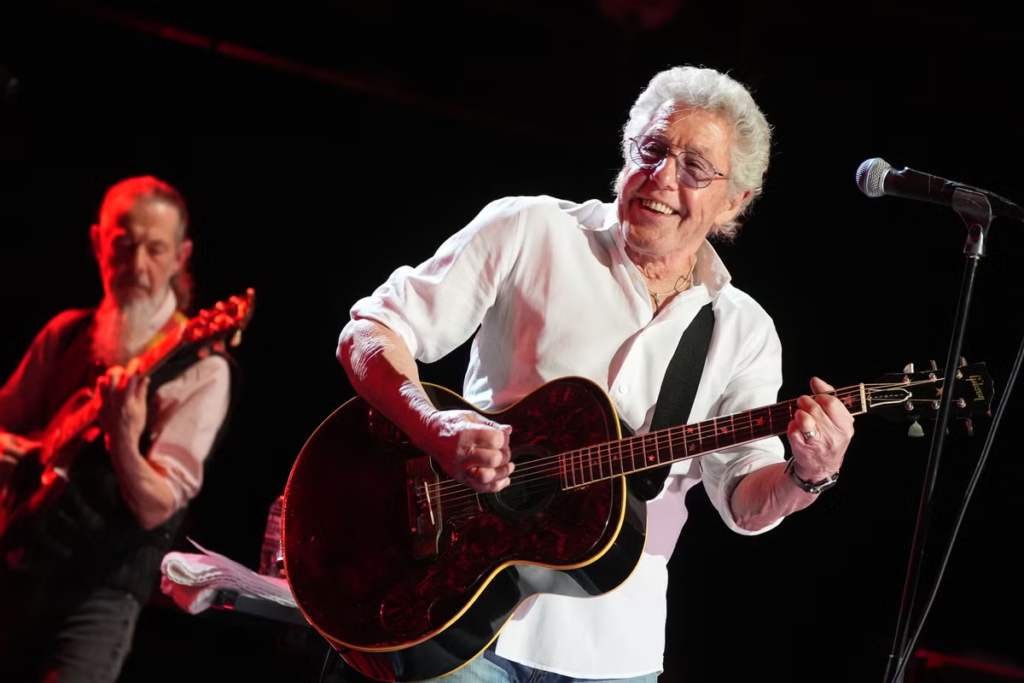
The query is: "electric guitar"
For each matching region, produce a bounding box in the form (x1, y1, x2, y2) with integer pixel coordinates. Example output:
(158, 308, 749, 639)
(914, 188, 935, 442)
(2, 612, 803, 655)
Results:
(0, 288, 256, 551)
(282, 362, 994, 682)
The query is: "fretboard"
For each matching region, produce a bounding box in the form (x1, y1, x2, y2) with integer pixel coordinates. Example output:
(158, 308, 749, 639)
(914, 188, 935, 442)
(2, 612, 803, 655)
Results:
(559, 384, 866, 489)
(46, 323, 187, 458)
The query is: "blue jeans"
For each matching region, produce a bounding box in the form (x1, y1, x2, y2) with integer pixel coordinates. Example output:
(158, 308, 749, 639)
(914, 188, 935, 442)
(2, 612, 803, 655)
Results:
(429, 647, 660, 683)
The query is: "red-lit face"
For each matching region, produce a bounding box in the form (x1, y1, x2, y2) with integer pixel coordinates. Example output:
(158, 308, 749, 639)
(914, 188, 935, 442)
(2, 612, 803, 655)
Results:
(618, 106, 747, 260)
(91, 196, 192, 308)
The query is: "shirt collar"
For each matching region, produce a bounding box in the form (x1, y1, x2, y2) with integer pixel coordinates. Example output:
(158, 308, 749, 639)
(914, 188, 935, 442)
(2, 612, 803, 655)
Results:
(588, 200, 733, 298)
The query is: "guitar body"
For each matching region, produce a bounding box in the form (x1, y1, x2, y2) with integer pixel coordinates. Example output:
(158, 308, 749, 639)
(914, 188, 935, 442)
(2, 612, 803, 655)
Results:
(0, 387, 98, 552)
(282, 377, 648, 682)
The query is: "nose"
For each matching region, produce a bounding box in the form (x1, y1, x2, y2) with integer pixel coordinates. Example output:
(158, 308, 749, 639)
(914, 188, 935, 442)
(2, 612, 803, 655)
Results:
(131, 245, 148, 273)
(648, 154, 678, 189)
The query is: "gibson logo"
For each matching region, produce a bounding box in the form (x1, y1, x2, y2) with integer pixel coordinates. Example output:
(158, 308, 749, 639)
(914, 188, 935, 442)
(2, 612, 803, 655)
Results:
(968, 374, 986, 402)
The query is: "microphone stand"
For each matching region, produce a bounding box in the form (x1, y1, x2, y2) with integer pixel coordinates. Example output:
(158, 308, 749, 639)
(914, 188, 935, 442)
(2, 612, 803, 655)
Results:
(881, 189, 993, 683)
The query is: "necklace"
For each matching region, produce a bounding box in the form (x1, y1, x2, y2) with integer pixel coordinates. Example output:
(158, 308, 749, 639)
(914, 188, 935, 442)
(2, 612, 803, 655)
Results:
(648, 258, 697, 309)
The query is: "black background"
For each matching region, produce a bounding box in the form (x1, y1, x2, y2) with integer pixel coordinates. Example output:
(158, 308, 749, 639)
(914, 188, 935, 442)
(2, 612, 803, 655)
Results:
(2, 1, 1022, 681)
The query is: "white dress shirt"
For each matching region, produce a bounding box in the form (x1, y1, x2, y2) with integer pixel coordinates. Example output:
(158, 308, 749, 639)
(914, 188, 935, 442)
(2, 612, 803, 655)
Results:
(349, 195, 787, 678)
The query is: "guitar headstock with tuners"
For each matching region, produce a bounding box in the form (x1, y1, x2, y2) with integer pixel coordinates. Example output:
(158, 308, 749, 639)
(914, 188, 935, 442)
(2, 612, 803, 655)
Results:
(140, 288, 257, 378)
(864, 359, 993, 437)
(183, 287, 257, 352)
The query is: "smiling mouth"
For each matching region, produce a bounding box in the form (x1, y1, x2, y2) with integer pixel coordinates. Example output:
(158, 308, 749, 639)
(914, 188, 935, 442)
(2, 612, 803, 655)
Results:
(638, 198, 676, 215)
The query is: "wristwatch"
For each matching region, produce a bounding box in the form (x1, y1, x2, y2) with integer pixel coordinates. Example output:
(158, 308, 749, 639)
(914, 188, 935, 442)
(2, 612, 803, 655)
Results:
(784, 458, 839, 494)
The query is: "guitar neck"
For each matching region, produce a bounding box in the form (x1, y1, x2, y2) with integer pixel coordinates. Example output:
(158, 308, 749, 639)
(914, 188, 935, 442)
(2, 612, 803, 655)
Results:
(559, 384, 867, 489)
(48, 323, 187, 456)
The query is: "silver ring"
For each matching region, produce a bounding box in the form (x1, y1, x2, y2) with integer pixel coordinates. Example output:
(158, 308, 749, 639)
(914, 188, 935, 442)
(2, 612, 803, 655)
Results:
(803, 428, 818, 440)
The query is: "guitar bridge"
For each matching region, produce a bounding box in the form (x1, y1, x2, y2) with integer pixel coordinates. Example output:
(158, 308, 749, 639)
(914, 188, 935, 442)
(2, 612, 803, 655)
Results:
(406, 457, 442, 559)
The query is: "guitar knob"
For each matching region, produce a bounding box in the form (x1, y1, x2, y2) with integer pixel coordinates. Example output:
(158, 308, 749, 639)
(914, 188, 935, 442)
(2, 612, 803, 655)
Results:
(908, 420, 925, 438)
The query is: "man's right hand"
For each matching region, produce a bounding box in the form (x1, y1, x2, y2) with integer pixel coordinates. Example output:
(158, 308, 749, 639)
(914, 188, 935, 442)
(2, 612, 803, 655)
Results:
(0, 431, 42, 486)
(416, 410, 514, 493)
(0, 430, 41, 466)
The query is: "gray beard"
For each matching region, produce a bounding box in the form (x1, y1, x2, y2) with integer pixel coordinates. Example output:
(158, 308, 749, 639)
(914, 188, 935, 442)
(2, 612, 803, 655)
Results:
(92, 295, 163, 367)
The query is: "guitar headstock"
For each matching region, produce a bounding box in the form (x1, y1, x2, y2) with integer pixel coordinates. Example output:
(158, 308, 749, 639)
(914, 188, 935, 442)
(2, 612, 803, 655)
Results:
(183, 288, 257, 351)
(865, 359, 994, 436)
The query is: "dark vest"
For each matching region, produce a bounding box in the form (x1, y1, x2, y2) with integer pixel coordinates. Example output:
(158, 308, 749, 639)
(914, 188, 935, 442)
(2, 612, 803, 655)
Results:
(12, 308, 240, 603)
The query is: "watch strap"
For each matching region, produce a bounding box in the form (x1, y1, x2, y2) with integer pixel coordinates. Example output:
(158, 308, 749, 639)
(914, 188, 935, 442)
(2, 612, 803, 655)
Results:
(784, 458, 839, 494)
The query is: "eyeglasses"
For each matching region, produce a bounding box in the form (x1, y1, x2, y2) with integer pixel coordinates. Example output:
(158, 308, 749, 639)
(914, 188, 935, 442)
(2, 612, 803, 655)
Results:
(628, 135, 728, 189)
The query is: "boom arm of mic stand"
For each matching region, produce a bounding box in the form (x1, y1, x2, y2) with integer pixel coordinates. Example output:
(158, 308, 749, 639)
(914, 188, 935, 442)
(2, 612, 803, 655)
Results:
(882, 190, 992, 683)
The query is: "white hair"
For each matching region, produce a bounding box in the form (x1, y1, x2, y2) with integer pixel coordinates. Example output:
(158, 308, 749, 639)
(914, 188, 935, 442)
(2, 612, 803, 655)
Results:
(613, 66, 773, 239)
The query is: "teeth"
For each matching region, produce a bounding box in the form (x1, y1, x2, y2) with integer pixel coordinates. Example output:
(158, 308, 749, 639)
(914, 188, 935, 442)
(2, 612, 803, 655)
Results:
(641, 199, 674, 215)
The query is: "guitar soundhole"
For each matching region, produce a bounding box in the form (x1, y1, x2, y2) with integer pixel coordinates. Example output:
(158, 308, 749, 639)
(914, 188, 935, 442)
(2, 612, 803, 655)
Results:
(485, 445, 557, 519)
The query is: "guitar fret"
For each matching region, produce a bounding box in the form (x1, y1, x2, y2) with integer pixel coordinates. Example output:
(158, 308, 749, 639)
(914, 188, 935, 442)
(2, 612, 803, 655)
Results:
(640, 433, 653, 470)
(553, 379, 980, 491)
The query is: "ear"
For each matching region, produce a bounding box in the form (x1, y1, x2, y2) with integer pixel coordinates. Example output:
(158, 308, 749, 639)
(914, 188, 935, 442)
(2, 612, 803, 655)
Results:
(174, 238, 193, 274)
(90, 223, 103, 261)
(714, 188, 752, 227)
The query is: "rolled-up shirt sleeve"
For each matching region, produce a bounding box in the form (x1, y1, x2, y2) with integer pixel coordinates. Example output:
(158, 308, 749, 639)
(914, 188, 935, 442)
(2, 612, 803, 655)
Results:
(348, 197, 524, 363)
(698, 317, 787, 536)
(147, 354, 232, 511)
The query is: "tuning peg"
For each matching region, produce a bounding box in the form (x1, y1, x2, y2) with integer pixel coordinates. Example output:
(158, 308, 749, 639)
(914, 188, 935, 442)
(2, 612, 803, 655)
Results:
(929, 360, 938, 371)
(964, 419, 974, 437)
(903, 363, 915, 373)
(959, 356, 968, 367)
(908, 420, 925, 437)
(231, 330, 243, 347)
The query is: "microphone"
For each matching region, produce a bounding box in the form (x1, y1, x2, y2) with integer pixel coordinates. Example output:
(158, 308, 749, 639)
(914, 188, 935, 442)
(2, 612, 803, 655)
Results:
(856, 157, 1024, 222)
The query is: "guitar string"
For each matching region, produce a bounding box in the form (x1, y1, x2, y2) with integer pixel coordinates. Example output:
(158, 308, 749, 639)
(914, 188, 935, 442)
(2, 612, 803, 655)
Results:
(419, 381, 932, 507)
(424, 394, 847, 509)
(425, 385, 864, 500)
(418, 379, 946, 508)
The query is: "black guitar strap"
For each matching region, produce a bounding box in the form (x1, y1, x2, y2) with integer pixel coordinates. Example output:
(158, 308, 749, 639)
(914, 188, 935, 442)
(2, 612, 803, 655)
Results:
(627, 302, 715, 501)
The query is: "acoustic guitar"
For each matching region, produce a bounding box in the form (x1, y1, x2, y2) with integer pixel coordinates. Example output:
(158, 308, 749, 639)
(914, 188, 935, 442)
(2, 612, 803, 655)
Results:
(282, 361, 993, 682)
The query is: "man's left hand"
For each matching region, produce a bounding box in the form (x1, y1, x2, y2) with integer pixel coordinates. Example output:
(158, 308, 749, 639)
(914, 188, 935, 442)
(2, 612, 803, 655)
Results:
(786, 377, 854, 482)
(96, 358, 150, 454)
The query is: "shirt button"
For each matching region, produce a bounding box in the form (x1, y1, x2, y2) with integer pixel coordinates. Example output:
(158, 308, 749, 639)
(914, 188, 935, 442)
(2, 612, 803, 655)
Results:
(618, 385, 628, 394)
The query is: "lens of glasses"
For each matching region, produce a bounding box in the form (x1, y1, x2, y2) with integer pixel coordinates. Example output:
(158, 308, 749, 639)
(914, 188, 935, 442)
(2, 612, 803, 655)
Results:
(630, 136, 716, 189)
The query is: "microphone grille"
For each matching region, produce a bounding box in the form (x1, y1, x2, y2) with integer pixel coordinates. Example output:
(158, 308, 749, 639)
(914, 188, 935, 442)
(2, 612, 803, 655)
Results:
(856, 157, 891, 198)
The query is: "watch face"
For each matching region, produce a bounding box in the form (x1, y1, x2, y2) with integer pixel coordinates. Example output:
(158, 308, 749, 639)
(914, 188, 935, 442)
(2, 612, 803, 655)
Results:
(809, 473, 839, 494)
(787, 463, 839, 494)
(809, 481, 834, 494)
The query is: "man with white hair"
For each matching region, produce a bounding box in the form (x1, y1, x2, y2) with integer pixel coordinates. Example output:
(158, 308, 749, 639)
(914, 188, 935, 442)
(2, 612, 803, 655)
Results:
(0, 176, 234, 682)
(335, 65, 854, 682)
